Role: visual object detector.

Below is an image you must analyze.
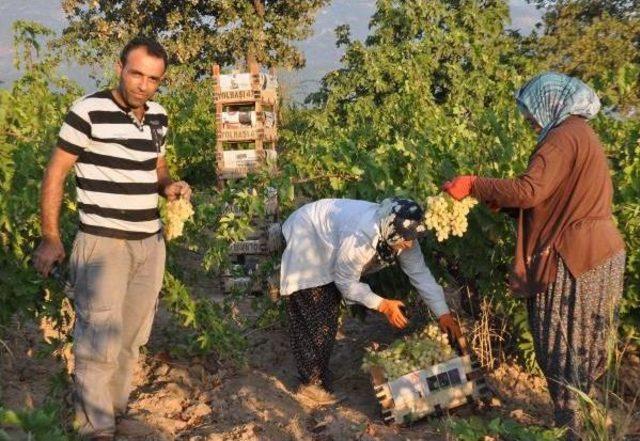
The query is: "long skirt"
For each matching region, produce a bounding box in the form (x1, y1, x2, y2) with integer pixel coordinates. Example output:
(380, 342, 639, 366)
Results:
(527, 251, 626, 440)
(285, 283, 342, 388)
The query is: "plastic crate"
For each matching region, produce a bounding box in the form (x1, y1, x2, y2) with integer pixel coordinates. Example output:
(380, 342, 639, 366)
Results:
(369, 338, 490, 424)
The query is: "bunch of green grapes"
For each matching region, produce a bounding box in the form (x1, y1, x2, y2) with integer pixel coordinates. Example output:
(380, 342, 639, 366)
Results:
(164, 198, 194, 241)
(424, 194, 478, 242)
(362, 324, 455, 379)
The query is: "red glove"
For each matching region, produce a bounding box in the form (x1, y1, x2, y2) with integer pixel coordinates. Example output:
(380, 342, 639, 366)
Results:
(441, 175, 477, 201)
(438, 313, 463, 342)
(378, 299, 408, 329)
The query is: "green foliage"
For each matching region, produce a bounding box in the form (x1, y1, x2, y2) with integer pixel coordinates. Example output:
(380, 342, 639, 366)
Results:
(528, 0, 640, 110)
(280, 0, 640, 362)
(0, 22, 82, 324)
(57, 0, 331, 76)
(157, 80, 218, 185)
(161, 269, 247, 361)
(280, 0, 539, 360)
(592, 115, 640, 330)
(447, 416, 565, 441)
(0, 405, 71, 441)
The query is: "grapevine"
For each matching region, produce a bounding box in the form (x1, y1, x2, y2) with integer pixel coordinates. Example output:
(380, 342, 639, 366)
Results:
(164, 198, 195, 241)
(362, 325, 455, 379)
(424, 194, 478, 242)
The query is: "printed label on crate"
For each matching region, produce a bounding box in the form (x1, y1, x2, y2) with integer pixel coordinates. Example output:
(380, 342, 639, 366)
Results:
(217, 73, 278, 92)
(218, 127, 277, 141)
(223, 276, 252, 292)
(423, 366, 464, 393)
(218, 127, 262, 141)
(388, 370, 427, 409)
(220, 149, 277, 170)
(229, 240, 265, 255)
(216, 90, 255, 101)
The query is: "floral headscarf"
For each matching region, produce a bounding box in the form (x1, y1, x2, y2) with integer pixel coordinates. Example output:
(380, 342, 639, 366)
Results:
(515, 71, 601, 143)
(375, 198, 427, 263)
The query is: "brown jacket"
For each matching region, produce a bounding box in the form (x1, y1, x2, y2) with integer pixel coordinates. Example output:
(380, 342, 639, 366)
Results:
(472, 116, 625, 297)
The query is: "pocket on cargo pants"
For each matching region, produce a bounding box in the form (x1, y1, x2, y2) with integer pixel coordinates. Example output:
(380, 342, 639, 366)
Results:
(72, 234, 128, 365)
(74, 309, 120, 365)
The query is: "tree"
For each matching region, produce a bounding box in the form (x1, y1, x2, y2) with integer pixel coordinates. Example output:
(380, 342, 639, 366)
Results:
(56, 0, 331, 76)
(529, 0, 640, 19)
(527, 0, 640, 110)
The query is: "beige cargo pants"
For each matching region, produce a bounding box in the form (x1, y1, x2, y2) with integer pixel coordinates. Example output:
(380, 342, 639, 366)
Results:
(69, 231, 165, 438)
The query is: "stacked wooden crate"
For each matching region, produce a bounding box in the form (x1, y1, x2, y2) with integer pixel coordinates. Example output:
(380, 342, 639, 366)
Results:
(212, 63, 282, 297)
(213, 63, 278, 182)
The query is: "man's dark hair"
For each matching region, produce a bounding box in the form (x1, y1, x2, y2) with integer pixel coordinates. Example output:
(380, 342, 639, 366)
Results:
(120, 37, 168, 70)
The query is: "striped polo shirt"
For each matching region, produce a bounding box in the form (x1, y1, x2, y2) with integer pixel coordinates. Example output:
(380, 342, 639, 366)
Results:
(58, 90, 168, 239)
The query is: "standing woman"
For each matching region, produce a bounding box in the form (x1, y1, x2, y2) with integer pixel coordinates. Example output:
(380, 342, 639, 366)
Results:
(443, 72, 626, 439)
(280, 198, 461, 404)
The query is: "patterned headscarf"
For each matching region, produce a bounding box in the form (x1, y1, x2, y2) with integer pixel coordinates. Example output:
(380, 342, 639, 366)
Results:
(515, 71, 601, 143)
(375, 198, 427, 263)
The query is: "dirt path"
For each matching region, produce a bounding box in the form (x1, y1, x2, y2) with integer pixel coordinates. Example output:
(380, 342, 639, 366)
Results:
(1, 295, 564, 441)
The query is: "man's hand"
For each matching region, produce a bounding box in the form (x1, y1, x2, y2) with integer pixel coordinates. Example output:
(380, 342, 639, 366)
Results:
(163, 180, 192, 202)
(378, 299, 408, 329)
(33, 237, 65, 277)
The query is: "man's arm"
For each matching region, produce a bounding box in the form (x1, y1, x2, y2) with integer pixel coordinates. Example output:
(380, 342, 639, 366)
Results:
(156, 156, 191, 201)
(32, 148, 78, 276)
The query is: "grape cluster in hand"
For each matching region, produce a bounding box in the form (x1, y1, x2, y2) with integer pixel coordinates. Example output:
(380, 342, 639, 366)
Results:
(424, 194, 478, 242)
(164, 199, 194, 240)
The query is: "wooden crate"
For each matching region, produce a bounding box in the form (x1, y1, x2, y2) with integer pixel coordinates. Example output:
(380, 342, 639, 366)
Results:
(229, 239, 267, 255)
(222, 276, 258, 293)
(370, 341, 490, 424)
(214, 89, 278, 106)
(216, 149, 277, 180)
(217, 126, 278, 142)
(212, 65, 278, 107)
(228, 223, 283, 255)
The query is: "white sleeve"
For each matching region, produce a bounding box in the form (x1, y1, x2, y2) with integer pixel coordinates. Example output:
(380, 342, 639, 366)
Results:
(397, 242, 450, 317)
(333, 233, 384, 310)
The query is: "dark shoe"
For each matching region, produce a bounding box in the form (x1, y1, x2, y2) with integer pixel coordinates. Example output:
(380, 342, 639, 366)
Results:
(323, 368, 346, 390)
(115, 417, 157, 437)
(88, 436, 114, 441)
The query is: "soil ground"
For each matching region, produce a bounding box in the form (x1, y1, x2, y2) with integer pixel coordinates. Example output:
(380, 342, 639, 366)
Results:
(1, 292, 639, 440)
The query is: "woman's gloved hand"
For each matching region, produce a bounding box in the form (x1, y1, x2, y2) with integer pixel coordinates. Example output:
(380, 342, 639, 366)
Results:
(438, 313, 463, 342)
(441, 175, 477, 201)
(378, 299, 408, 329)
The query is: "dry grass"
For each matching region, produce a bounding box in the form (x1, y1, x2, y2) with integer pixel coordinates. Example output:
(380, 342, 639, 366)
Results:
(467, 295, 507, 369)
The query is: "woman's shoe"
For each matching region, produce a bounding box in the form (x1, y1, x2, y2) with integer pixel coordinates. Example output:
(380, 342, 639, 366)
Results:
(297, 383, 342, 406)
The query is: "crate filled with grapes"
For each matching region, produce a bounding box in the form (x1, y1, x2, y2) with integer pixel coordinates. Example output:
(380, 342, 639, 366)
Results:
(362, 325, 490, 424)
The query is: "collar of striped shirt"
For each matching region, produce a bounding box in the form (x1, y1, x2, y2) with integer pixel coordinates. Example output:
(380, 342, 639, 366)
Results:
(108, 89, 151, 131)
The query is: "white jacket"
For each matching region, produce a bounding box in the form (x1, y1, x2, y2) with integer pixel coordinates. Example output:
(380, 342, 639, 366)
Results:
(279, 199, 449, 317)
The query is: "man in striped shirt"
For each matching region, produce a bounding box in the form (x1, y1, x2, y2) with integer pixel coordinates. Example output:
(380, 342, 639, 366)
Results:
(33, 37, 190, 441)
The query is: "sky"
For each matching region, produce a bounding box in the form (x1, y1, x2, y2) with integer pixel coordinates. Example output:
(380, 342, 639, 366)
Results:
(0, 0, 543, 99)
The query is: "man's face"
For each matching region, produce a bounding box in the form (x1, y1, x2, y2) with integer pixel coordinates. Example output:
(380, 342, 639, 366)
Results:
(116, 47, 165, 109)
